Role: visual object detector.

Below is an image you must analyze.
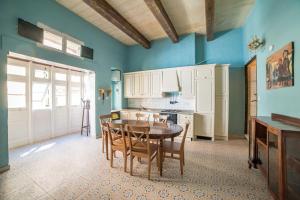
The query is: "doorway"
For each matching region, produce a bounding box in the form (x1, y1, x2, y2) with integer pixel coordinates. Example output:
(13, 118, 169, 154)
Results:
(245, 56, 257, 138)
(7, 52, 96, 149)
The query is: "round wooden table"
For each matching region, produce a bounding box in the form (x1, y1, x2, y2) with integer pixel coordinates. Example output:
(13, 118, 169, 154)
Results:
(110, 119, 183, 176)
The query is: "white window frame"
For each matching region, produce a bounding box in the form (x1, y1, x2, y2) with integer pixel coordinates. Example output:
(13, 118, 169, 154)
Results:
(31, 63, 52, 110)
(37, 23, 84, 58)
(7, 58, 29, 111)
(53, 68, 68, 108)
(69, 71, 83, 107)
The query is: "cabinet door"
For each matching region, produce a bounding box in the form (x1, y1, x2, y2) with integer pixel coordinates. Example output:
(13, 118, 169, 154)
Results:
(133, 73, 141, 97)
(193, 113, 213, 137)
(195, 78, 214, 113)
(180, 69, 194, 98)
(215, 96, 228, 138)
(178, 114, 194, 138)
(268, 132, 279, 199)
(124, 74, 133, 98)
(141, 72, 151, 97)
(120, 111, 129, 120)
(151, 71, 162, 97)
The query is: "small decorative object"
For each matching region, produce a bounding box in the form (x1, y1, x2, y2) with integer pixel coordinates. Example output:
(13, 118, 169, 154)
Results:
(98, 88, 112, 100)
(266, 42, 294, 90)
(248, 35, 265, 52)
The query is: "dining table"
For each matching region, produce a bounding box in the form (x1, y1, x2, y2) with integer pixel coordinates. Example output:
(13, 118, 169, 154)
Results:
(110, 119, 183, 176)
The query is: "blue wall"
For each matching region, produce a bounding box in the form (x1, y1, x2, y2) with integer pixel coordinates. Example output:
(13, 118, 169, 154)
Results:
(243, 0, 300, 118)
(126, 33, 196, 72)
(0, 0, 127, 168)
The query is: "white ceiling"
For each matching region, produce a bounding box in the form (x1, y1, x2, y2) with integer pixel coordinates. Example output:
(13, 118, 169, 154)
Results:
(57, 0, 255, 46)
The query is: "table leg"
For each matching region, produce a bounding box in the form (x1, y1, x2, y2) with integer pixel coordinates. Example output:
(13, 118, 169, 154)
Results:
(159, 139, 163, 176)
(171, 137, 174, 158)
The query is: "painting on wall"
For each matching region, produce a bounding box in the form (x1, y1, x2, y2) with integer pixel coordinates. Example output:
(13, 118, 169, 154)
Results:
(266, 42, 294, 89)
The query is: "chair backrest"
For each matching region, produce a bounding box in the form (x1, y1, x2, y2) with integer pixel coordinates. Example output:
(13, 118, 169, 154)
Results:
(127, 125, 151, 154)
(108, 123, 126, 147)
(99, 114, 111, 136)
(136, 113, 149, 121)
(180, 123, 190, 151)
(153, 113, 160, 122)
(153, 113, 167, 123)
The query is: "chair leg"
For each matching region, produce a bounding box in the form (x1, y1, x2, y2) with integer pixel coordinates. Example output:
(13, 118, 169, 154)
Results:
(110, 150, 114, 168)
(130, 155, 134, 176)
(180, 152, 183, 175)
(105, 135, 109, 160)
(148, 157, 151, 180)
(123, 151, 127, 172)
(183, 151, 185, 166)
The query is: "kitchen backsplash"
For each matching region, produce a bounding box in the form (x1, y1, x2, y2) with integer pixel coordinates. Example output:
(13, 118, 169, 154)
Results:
(128, 97, 195, 110)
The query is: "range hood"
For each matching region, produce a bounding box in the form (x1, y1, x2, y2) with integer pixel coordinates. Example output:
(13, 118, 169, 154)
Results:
(162, 69, 180, 92)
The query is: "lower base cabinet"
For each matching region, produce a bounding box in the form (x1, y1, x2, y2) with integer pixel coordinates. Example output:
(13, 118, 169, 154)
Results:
(193, 113, 214, 140)
(177, 114, 193, 141)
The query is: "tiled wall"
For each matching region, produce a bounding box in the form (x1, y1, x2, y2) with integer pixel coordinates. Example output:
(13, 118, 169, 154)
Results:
(128, 97, 195, 110)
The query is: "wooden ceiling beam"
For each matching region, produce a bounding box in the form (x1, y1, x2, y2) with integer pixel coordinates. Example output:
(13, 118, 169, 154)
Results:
(144, 0, 178, 43)
(83, 0, 151, 48)
(205, 0, 215, 41)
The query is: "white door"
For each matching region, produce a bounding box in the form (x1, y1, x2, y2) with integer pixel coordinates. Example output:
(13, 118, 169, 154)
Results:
(31, 63, 52, 142)
(124, 74, 133, 98)
(69, 71, 83, 133)
(195, 78, 214, 113)
(151, 71, 162, 97)
(53, 68, 68, 137)
(7, 58, 29, 148)
(179, 69, 194, 98)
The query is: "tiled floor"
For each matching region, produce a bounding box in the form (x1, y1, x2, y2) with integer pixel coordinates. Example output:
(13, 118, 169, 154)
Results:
(0, 134, 271, 200)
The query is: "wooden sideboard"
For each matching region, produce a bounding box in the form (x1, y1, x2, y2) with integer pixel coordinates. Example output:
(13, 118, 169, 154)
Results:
(249, 113, 300, 200)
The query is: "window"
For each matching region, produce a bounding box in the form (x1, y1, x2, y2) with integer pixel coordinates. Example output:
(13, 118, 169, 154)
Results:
(43, 30, 63, 50)
(71, 75, 81, 83)
(34, 69, 49, 79)
(55, 85, 66, 107)
(55, 73, 66, 81)
(7, 64, 26, 76)
(32, 82, 51, 110)
(66, 40, 81, 56)
(71, 86, 81, 106)
(7, 81, 26, 108)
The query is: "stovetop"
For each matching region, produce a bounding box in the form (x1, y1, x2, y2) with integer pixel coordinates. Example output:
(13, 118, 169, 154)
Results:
(160, 109, 180, 113)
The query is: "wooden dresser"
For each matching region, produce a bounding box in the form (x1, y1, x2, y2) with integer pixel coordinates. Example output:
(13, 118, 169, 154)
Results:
(249, 113, 300, 200)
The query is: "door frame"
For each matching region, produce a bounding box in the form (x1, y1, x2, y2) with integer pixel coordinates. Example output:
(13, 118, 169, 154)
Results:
(244, 56, 257, 137)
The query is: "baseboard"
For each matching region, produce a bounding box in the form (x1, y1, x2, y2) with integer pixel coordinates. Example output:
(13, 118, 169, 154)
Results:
(214, 135, 228, 141)
(0, 165, 10, 174)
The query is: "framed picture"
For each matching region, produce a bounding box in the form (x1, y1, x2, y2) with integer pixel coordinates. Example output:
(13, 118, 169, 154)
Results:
(266, 42, 294, 89)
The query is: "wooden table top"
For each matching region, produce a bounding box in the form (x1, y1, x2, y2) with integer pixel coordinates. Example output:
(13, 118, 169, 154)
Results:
(111, 120, 183, 139)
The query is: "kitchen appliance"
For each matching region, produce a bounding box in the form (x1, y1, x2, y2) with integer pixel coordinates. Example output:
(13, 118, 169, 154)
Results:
(159, 110, 178, 124)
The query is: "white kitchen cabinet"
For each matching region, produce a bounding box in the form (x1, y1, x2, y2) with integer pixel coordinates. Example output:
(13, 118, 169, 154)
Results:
(151, 71, 162, 98)
(120, 111, 129, 120)
(179, 68, 194, 98)
(124, 74, 134, 98)
(133, 73, 141, 97)
(194, 113, 214, 138)
(177, 114, 194, 140)
(162, 69, 179, 92)
(141, 72, 151, 97)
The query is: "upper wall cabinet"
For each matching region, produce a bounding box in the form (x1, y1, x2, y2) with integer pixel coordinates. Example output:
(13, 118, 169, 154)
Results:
(124, 71, 162, 98)
(151, 71, 162, 98)
(124, 74, 134, 98)
(179, 68, 194, 98)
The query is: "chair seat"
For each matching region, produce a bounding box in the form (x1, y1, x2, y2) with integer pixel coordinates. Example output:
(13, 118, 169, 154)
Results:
(132, 142, 158, 156)
(112, 138, 130, 150)
(163, 140, 181, 153)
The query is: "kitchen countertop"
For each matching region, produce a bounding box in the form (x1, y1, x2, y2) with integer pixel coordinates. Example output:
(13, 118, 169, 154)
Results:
(112, 108, 194, 115)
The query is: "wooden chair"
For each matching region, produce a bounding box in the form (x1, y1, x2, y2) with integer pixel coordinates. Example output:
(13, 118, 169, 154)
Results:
(163, 123, 190, 175)
(99, 114, 112, 160)
(127, 125, 158, 180)
(107, 123, 130, 172)
(136, 113, 150, 121)
(153, 113, 168, 123)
